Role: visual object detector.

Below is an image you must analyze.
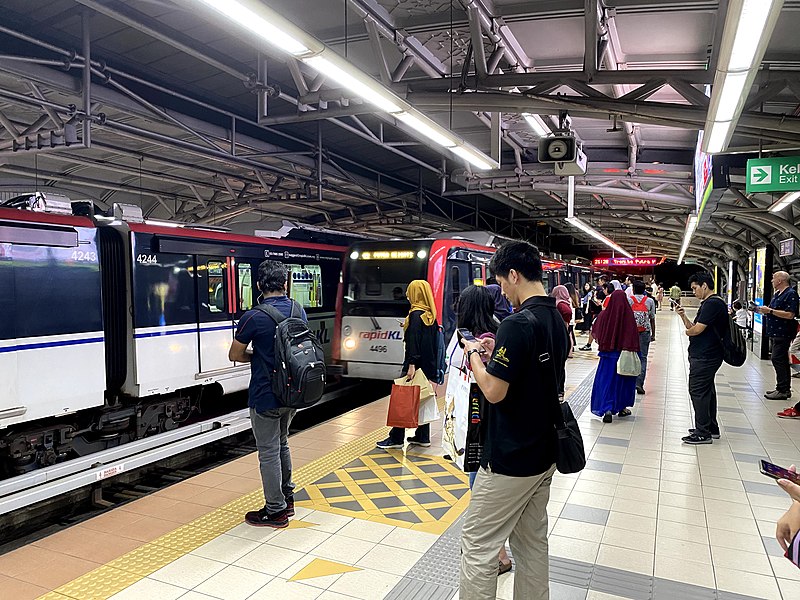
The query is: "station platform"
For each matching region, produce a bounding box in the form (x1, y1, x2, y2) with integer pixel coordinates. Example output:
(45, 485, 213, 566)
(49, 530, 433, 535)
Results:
(2, 310, 799, 600)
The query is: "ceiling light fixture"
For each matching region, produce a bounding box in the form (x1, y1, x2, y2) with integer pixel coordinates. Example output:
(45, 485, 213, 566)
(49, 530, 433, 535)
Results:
(702, 0, 784, 153)
(522, 113, 550, 137)
(769, 191, 800, 213)
(566, 216, 633, 258)
(188, 0, 498, 170)
(677, 212, 698, 265)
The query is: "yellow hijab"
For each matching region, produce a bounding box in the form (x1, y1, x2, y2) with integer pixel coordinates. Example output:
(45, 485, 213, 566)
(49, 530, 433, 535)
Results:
(404, 280, 437, 329)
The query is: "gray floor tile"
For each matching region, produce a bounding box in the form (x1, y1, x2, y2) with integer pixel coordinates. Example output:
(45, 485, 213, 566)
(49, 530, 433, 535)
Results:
(559, 505, 609, 526)
(596, 436, 630, 448)
(585, 459, 624, 473)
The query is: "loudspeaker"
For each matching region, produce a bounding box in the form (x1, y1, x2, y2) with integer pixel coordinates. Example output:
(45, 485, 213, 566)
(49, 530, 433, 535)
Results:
(538, 135, 577, 163)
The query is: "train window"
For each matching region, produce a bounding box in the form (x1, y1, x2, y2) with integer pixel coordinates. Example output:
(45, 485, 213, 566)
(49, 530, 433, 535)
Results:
(472, 264, 483, 284)
(237, 263, 252, 311)
(450, 265, 462, 307)
(207, 261, 226, 313)
(287, 264, 323, 308)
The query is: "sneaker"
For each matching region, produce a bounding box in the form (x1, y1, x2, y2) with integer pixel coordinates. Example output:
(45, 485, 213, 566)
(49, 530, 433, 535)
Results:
(778, 407, 800, 419)
(376, 438, 403, 449)
(681, 433, 712, 445)
(792, 371, 800, 378)
(689, 428, 720, 439)
(579, 344, 592, 351)
(406, 436, 431, 448)
(285, 497, 295, 518)
(636, 386, 645, 395)
(765, 390, 792, 400)
(245, 507, 289, 528)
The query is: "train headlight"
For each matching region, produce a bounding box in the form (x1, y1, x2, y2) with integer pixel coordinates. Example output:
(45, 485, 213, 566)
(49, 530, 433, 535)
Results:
(417, 250, 427, 259)
(350, 251, 359, 260)
(343, 325, 352, 336)
(343, 338, 357, 351)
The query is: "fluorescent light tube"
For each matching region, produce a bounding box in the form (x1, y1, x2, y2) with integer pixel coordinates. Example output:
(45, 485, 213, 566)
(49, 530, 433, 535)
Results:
(677, 213, 698, 265)
(715, 72, 748, 122)
(729, 0, 776, 70)
(704, 121, 731, 154)
(394, 112, 457, 148)
(303, 55, 403, 114)
(769, 191, 800, 213)
(194, 0, 313, 56)
(450, 145, 498, 171)
(566, 217, 633, 258)
(522, 113, 550, 137)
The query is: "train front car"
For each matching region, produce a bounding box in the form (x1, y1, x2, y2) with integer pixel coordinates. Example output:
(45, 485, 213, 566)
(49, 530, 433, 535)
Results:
(0, 206, 105, 474)
(338, 239, 494, 381)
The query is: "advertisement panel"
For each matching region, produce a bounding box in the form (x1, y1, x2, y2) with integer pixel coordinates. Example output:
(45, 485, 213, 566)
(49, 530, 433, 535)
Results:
(753, 247, 766, 336)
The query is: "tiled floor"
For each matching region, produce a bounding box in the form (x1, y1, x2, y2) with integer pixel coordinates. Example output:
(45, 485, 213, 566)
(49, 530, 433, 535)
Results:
(3, 310, 800, 600)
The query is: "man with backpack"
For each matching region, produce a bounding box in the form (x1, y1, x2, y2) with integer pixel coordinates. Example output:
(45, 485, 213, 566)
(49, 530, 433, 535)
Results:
(675, 272, 729, 445)
(228, 260, 313, 528)
(629, 280, 656, 395)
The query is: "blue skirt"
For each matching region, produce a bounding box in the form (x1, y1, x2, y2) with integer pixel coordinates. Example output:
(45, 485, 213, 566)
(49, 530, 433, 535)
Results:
(591, 351, 637, 417)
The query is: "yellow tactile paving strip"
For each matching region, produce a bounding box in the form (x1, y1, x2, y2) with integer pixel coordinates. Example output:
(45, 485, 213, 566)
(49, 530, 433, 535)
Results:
(37, 426, 469, 600)
(295, 448, 470, 535)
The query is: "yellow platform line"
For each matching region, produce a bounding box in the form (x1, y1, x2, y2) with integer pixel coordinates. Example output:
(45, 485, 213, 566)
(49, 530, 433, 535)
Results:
(36, 426, 392, 600)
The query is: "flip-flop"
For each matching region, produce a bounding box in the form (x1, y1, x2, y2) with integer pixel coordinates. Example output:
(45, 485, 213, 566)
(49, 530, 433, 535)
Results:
(498, 560, 513, 575)
(618, 409, 632, 417)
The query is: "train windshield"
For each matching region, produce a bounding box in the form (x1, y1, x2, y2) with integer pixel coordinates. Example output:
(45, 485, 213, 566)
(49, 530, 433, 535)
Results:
(344, 259, 426, 317)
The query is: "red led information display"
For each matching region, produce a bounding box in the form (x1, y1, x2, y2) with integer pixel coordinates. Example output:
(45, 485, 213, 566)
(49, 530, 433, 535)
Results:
(592, 257, 665, 267)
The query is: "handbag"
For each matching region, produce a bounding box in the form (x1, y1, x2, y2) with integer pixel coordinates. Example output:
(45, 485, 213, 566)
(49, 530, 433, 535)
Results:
(521, 309, 586, 475)
(387, 384, 420, 428)
(617, 350, 642, 377)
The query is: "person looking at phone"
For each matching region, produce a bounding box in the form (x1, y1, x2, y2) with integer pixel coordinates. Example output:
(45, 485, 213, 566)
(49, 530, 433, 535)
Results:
(676, 272, 729, 444)
(771, 463, 800, 565)
(376, 280, 438, 450)
(458, 241, 568, 600)
(754, 271, 799, 402)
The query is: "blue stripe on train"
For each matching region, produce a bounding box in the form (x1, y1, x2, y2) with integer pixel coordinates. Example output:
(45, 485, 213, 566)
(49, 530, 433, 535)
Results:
(134, 324, 234, 339)
(0, 336, 104, 354)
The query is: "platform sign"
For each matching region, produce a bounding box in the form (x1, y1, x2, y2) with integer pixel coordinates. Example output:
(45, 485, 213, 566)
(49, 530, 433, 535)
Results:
(592, 256, 665, 267)
(746, 157, 800, 193)
(780, 238, 795, 257)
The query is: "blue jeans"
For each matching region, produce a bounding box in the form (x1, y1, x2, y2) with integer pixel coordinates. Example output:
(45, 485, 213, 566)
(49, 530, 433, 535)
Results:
(469, 470, 477, 488)
(637, 330, 651, 389)
(251, 407, 296, 514)
(389, 423, 430, 443)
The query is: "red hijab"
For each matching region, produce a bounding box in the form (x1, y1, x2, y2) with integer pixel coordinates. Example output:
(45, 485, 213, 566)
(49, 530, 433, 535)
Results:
(592, 290, 640, 352)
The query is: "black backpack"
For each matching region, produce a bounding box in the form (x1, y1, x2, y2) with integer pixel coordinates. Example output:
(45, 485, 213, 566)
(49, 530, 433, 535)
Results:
(710, 296, 747, 367)
(255, 300, 326, 409)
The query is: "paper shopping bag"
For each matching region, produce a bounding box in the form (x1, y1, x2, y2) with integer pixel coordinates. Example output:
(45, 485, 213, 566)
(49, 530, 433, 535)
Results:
(387, 384, 420, 428)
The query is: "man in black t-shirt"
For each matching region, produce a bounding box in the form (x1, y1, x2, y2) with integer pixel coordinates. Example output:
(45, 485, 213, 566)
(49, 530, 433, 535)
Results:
(459, 241, 568, 600)
(676, 272, 729, 444)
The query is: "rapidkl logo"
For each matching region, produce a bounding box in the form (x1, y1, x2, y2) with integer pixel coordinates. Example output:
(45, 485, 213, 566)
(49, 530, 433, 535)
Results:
(359, 331, 402, 340)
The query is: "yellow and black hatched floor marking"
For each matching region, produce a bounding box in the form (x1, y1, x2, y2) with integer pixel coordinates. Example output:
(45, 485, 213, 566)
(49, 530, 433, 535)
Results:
(294, 447, 470, 535)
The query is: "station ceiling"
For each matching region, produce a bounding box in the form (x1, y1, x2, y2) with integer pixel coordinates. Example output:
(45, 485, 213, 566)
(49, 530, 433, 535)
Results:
(1, 0, 799, 268)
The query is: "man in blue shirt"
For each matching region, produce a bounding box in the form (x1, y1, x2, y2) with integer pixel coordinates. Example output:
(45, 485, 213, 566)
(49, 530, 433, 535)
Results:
(229, 260, 308, 528)
(757, 271, 799, 402)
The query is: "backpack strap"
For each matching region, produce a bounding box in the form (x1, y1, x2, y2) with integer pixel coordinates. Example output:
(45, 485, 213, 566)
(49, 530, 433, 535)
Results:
(520, 308, 566, 430)
(253, 301, 288, 325)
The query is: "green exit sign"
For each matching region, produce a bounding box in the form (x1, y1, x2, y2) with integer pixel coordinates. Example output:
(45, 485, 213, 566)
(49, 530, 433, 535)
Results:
(746, 157, 800, 193)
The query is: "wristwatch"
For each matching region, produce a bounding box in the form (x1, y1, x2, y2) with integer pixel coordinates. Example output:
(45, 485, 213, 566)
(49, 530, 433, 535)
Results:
(467, 349, 481, 361)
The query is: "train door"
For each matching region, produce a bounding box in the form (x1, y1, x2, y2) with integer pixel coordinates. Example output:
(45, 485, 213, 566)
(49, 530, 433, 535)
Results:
(0, 243, 16, 415)
(443, 259, 470, 339)
(232, 259, 255, 365)
(471, 262, 485, 286)
(196, 254, 235, 373)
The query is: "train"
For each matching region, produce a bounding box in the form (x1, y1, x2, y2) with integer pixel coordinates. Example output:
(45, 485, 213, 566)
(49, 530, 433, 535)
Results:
(0, 195, 346, 476)
(335, 239, 592, 381)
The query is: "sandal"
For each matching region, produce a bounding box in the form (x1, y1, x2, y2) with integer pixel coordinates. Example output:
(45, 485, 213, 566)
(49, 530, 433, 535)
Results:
(618, 409, 632, 417)
(498, 560, 513, 576)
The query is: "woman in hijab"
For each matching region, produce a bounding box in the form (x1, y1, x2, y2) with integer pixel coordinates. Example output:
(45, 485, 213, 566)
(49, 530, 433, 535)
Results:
(485, 283, 512, 322)
(377, 280, 439, 449)
(564, 282, 581, 348)
(590, 290, 641, 423)
(610, 279, 623, 292)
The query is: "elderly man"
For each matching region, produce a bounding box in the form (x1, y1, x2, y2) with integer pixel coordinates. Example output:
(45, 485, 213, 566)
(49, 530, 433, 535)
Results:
(757, 271, 799, 401)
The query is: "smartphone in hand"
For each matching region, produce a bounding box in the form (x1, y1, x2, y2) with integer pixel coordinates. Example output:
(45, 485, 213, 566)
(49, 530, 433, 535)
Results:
(456, 328, 476, 348)
(760, 460, 800, 485)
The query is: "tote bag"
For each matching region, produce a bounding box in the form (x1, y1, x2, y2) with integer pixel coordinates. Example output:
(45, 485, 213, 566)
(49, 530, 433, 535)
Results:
(387, 384, 420, 428)
(616, 350, 642, 377)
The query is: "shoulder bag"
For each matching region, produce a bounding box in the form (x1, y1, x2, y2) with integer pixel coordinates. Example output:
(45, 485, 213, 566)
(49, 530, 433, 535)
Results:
(521, 309, 586, 474)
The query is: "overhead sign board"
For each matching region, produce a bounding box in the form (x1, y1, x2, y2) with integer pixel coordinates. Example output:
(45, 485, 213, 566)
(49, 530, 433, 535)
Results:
(592, 257, 665, 268)
(746, 157, 800, 193)
(780, 238, 795, 257)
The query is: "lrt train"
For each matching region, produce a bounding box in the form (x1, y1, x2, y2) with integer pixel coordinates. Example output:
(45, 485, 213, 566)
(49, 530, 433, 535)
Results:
(0, 195, 346, 477)
(335, 238, 569, 381)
